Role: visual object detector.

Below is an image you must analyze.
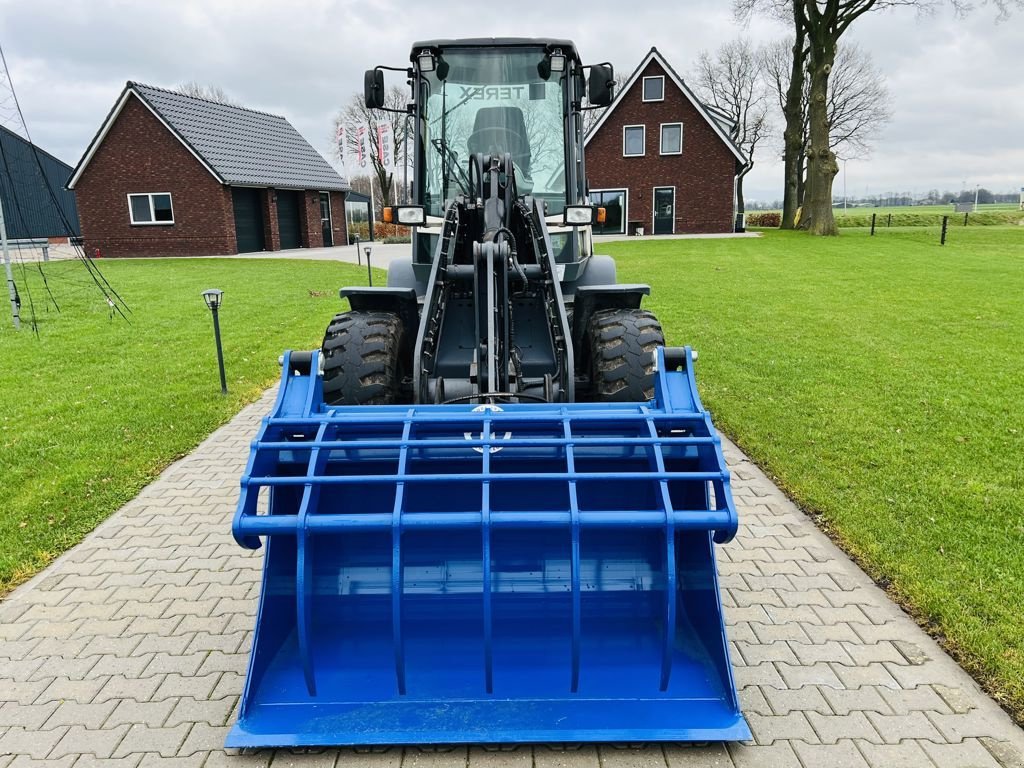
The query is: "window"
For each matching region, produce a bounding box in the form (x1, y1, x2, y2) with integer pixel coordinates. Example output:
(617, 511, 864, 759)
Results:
(128, 193, 174, 225)
(590, 189, 626, 235)
(622, 125, 645, 157)
(660, 123, 683, 155)
(642, 76, 665, 102)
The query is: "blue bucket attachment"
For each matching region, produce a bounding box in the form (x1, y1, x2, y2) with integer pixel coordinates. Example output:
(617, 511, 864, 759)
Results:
(227, 347, 750, 748)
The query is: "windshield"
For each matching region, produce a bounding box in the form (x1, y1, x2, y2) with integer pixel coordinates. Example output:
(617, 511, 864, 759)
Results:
(419, 47, 568, 217)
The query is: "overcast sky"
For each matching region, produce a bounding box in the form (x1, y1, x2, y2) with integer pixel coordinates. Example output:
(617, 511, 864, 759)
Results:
(0, 0, 1020, 203)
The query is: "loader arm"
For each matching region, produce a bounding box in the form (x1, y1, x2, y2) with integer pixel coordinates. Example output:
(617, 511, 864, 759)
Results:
(413, 153, 573, 404)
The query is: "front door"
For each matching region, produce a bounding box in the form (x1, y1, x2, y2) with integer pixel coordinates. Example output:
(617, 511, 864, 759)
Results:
(653, 187, 674, 235)
(319, 192, 333, 247)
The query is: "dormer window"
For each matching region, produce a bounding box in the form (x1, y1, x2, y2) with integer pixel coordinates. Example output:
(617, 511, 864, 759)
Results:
(642, 76, 665, 102)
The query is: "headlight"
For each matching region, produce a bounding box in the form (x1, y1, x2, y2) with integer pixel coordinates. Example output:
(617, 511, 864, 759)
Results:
(563, 205, 594, 226)
(395, 206, 426, 226)
(417, 50, 435, 73)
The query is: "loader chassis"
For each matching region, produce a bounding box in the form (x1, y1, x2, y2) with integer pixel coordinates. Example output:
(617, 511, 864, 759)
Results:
(324, 40, 662, 405)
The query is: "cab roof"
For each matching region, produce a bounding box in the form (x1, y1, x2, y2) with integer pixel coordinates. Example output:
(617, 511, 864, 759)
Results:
(410, 38, 582, 63)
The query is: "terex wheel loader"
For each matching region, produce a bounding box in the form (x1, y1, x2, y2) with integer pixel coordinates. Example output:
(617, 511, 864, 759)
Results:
(228, 38, 750, 748)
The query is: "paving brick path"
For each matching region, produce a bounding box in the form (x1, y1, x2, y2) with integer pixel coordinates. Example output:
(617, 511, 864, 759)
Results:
(2, 389, 1023, 767)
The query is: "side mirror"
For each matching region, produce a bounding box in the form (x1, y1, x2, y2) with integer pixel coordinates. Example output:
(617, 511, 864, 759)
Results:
(588, 64, 615, 107)
(364, 69, 385, 109)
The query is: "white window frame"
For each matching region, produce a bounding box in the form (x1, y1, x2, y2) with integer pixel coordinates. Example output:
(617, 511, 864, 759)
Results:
(589, 188, 629, 235)
(127, 192, 174, 225)
(660, 122, 683, 156)
(652, 186, 676, 235)
(622, 125, 646, 157)
(642, 76, 665, 103)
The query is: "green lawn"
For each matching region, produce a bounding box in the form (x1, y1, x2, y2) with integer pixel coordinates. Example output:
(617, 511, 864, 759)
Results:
(0, 257, 375, 592)
(606, 227, 1024, 716)
(2, 230, 1023, 718)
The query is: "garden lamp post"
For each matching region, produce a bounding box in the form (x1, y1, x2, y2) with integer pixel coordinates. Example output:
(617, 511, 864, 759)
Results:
(202, 289, 227, 395)
(364, 245, 373, 286)
(354, 234, 361, 265)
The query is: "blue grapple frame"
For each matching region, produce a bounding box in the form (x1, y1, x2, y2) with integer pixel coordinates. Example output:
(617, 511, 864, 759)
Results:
(228, 347, 750, 747)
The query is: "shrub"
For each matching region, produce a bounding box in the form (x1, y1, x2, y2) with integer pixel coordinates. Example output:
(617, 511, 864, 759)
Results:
(372, 222, 412, 240)
(745, 212, 781, 228)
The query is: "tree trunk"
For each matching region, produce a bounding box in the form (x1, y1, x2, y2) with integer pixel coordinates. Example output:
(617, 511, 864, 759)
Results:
(799, 34, 839, 236)
(780, 8, 806, 230)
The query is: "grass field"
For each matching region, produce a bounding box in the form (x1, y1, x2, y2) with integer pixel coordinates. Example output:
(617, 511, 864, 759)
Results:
(0, 256, 376, 593)
(2, 229, 1022, 719)
(606, 226, 1024, 717)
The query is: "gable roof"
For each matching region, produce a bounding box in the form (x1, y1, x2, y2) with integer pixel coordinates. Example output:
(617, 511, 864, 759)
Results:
(584, 47, 747, 164)
(68, 82, 349, 191)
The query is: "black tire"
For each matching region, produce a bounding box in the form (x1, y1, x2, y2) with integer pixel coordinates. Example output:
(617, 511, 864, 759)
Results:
(587, 308, 665, 402)
(321, 310, 406, 405)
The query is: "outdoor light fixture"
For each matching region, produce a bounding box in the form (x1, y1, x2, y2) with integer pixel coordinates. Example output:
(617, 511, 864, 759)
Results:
(364, 245, 373, 286)
(201, 289, 227, 395)
(417, 50, 435, 73)
(549, 49, 566, 73)
(202, 288, 223, 311)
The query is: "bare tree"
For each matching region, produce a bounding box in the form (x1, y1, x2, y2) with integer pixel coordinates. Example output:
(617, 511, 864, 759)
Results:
(737, 1, 805, 228)
(689, 39, 771, 217)
(737, 0, 1020, 235)
(763, 39, 892, 207)
(333, 86, 411, 208)
(827, 43, 893, 158)
(177, 81, 237, 105)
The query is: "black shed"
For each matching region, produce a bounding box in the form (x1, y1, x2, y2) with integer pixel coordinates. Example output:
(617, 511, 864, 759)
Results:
(0, 124, 80, 240)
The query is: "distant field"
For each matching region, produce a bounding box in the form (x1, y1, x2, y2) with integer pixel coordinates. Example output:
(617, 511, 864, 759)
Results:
(750, 202, 1024, 228)
(835, 202, 1021, 216)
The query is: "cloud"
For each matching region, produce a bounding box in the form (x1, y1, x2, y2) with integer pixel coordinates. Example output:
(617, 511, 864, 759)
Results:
(1, 0, 1019, 200)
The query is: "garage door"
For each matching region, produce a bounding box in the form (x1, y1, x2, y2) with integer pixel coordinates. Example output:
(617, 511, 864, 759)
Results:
(232, 187, 265, 253)
(276, 190, 302, 250)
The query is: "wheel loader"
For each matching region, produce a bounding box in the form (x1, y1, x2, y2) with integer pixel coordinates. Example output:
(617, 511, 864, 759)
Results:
(228, 38, 750, 748)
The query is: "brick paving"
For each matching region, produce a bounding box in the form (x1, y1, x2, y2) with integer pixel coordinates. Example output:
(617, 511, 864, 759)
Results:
(2, 389, 1024, 767)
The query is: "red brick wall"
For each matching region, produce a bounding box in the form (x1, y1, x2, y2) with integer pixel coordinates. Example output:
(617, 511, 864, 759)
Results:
(263, 190, 281, 252)
(302, 191, 322, 248)
(585, 58, 737, 234)
(75, 94, 236, 257)
(329, 191, 348, 246)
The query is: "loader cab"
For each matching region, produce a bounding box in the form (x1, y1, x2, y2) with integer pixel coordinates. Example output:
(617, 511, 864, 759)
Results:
(397, 39, 612, 272)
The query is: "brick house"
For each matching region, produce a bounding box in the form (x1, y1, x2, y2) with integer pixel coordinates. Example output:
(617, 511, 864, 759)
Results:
(585, 48, 747, 236)
(68, 82, 350, 257)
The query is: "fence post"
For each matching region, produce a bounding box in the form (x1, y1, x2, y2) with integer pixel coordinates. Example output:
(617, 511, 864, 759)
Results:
(941, 216, 949, 245)
(963, 212, 969, 227)
(887, 213, 892, 227)
(870, 213, 876, 236)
